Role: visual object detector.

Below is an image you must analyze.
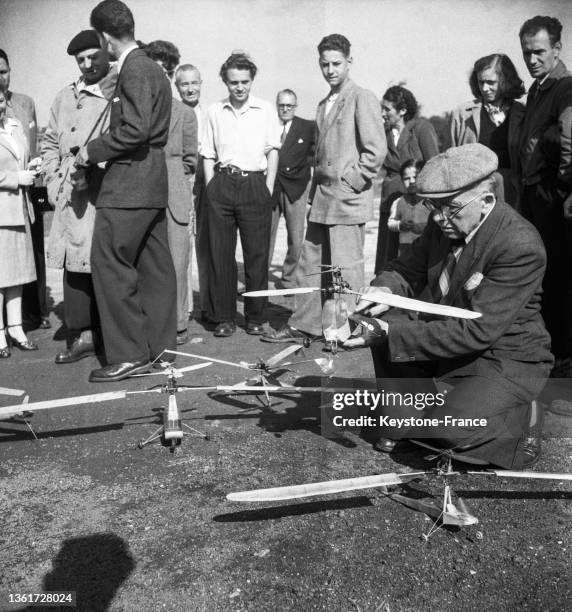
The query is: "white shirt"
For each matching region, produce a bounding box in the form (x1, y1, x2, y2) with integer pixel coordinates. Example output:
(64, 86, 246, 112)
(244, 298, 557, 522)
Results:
(75, 76, 106, 99)
(202, 95, 281, 171)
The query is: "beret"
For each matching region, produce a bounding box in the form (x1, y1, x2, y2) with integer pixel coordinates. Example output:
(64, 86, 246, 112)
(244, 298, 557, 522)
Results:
(67, 30, 101, 56)
(416, 143, 499, 198)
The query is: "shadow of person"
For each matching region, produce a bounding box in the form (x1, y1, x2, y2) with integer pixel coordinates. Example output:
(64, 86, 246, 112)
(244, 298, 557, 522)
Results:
(38, 533, 135, 611)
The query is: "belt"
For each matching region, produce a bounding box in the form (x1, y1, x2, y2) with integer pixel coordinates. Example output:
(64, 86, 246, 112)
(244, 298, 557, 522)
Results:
(216, 164, 264, 177)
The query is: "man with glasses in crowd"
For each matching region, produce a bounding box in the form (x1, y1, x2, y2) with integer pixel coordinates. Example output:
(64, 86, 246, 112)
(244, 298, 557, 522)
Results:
(344, 144, 553, 470)
(269, 89, 315, 289)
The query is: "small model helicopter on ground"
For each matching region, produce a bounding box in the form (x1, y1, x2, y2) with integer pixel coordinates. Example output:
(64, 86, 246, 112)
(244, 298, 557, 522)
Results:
(0, 360, 213, 452)
(246, 263, 481, 354)
(227, 440, 572, 539)
(166, 346, 334, 408)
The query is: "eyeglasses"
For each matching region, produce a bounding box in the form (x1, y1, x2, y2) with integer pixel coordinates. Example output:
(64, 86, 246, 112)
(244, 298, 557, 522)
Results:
(423, 192, 487, 220)
(277, 104, 296, 110)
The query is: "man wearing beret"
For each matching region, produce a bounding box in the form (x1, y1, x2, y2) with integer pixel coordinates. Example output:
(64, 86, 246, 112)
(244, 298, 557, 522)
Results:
(42, 30, 117, 365)
(75, 0, 176, 381)
(345, 143, 553, 469)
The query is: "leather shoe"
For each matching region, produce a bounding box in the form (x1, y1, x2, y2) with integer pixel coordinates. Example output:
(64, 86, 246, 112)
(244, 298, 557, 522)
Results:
(176, 329, 189, 345)
(214, 322, 236, 337)
(373, 437, 397, 453)
(246, 322, 265, 335)
(55, 332, 95, 364)
(522, 401, 544, 468)
(261, 325, 317, 344)
(40, 317, 52, 330)
(89, 360, 151, 382)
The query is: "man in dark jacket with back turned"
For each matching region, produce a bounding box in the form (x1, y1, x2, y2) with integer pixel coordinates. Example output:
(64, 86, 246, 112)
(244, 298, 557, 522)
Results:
(75, 0, 176, 382)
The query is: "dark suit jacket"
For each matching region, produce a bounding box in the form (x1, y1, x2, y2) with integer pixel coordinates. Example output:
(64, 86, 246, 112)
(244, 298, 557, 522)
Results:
(373, 200, 552, 382)
(87, 48, 172, 208)
(274, 116, 315, 203)
(165, 99, 197, 224)
(381, 117, 439, 209)
(519, 60, 572, 189)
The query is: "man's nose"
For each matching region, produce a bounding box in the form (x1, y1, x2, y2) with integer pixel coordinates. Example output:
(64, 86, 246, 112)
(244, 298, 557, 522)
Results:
(85, 58, 92, 69)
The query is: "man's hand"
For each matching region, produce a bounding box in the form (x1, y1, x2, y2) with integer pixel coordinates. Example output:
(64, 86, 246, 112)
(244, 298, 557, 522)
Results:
(399, 219, 413, 231)
(563, 192, 572, 221)
(353, 286, 393, 317)
(343, 314, 388, 349)
(17, 170, 36, 186)
(74, 146, 90, 169)
(70, 168, 89, 191)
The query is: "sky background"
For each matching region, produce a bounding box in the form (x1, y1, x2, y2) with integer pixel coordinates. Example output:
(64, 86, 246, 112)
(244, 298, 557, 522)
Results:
(2, 0, 572, 127)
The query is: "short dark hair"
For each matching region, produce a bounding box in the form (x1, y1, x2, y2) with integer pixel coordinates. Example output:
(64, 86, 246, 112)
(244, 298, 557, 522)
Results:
(219, 52, 257, 82)
(469, 54, 525, 102)
(146, 40, 180, 72)
(90, 0, 135, 40)
(318, 34, 351, 57)
(383, 85, 418, 122)
(276, 88, 297, 102)
(519, 16, 562, 46)
(399, 158, 424, 178)
(0, 49, 9, 66)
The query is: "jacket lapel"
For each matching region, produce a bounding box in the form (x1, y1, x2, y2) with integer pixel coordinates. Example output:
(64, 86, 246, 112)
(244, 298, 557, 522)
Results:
(443, 203, 504, 304)
(316, 79, 354, 148)
(471, 103, 481, 139)
(281, 116, 298, 151)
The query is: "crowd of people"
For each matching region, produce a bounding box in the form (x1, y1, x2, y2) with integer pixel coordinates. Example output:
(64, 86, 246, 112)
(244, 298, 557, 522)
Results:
(1, 1, 571, 469)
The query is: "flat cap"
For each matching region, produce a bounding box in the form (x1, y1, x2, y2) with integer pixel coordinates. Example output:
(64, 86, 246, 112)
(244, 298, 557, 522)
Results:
(67, 30, 101, 56)
(416, 143, 498, 198)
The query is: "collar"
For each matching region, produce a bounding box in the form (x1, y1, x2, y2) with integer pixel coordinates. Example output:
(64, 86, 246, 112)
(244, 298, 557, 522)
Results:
(537, 60, 568, 91)
(222, 95, 263, 113)
(116, 42, 139, 74)
(75, 75, 106, 98)
(464, 200, 496, 244)
(0, 116, 20, 133)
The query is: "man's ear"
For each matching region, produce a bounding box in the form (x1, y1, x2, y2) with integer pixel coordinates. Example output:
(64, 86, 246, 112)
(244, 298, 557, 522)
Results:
(481, 192, 496, 215)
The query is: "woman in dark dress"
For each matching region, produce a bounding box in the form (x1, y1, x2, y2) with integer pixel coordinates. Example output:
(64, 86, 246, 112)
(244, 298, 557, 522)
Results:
(450, 53, 526, 207)
(375, 86, 439, 273)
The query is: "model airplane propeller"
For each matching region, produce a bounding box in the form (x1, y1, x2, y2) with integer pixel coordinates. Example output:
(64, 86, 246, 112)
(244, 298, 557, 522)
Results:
(227, 441, 572, 539)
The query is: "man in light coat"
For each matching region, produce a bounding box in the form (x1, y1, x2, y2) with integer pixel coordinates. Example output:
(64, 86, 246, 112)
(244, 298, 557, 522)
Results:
(262, 33, 386, 346)
(42, 30, 117, 364)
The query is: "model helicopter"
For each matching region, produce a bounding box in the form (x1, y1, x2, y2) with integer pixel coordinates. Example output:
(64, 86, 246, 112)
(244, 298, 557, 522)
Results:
(0, 360, 213, 451)
(245, 263, 481, 354)
(165, 346, 335, 408)
(227, 440, 572, 539)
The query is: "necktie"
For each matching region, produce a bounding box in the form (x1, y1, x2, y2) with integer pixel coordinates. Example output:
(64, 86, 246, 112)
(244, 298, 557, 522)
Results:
(280, 122, 288, 144)
(435, 240, 464, 302)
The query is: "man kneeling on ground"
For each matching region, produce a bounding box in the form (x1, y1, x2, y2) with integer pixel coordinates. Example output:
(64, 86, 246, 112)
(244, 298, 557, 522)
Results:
(344, 143, 553, 469)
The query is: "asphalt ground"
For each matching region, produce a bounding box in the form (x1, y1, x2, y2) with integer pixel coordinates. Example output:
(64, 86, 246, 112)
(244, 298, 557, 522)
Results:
(1, 214, 571, 611)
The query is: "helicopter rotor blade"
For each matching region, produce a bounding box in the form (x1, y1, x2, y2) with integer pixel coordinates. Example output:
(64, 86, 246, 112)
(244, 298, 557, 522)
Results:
(165, 349, 252, 371)
(129, 362, 212, 377)
(0, 387, 27, 397)
(227, 472, 426, 502)
(346, 289, 482, 320)
(265, 344, 302, 368)
(470, 470, 572, 481)
(0, 390, 128, 419)
(243, 288, 320, 297)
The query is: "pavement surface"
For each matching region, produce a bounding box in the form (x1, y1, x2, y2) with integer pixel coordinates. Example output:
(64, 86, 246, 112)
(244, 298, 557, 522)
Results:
(1, 213, 572, 611)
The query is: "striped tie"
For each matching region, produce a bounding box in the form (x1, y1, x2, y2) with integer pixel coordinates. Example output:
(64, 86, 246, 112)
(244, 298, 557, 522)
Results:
(436, 240, 464, 302)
